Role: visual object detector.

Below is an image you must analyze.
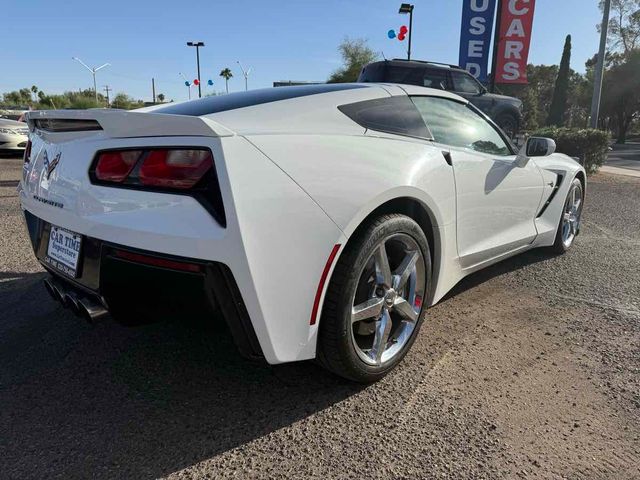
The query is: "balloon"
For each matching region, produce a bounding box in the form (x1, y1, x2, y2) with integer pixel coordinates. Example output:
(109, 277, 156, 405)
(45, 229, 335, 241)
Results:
(399, 25, 408, 34)
(184, 81, 190, 86)
(387, 29, 396, 39)
(207, 79, 214, 86)
(398, 33, 406, 41)
(193, 78, 200, 86)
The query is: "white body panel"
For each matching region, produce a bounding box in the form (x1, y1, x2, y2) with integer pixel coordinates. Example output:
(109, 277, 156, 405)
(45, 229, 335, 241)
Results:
(20, 85, 585, 365)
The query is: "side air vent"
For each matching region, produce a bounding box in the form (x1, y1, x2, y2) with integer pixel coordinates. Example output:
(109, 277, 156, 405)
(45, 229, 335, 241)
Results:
(33, 118, 103, 132)
(537, 173, 564, 218)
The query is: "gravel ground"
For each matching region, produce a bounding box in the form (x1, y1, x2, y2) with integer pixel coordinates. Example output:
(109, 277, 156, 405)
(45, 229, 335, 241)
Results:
(0, 155, 638, 479)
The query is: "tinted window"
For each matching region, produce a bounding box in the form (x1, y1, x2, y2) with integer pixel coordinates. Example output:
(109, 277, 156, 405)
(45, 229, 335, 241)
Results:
(339, 96, 431, 138)
(451, 71, 482, 94)
(411, 96, 511, 155)
(151, 84, 366, 117)
(422, 68, 449, 90)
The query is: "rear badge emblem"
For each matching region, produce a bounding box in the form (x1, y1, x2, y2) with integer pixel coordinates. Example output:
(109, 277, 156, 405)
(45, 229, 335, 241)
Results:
(43, 151, 61, 179)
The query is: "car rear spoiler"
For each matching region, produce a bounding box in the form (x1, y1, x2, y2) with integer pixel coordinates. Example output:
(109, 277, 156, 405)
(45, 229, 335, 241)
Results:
(25, 109, 234, 138)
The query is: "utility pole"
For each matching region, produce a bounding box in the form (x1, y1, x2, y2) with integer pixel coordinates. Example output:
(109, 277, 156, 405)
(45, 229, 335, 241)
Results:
(152, 77, 156, 103)
(187, 41, 205, 98)
(590, 0, 611, 129)
(103, 85, 112, 107)
(489, 0, 504, 93)
(71, 57, 110, 103)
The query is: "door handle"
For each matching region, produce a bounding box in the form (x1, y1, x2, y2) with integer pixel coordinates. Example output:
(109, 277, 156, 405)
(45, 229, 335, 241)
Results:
(441, 151, 452, 166)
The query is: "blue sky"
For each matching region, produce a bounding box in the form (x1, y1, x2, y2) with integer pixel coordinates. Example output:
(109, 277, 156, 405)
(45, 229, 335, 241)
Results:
(2, 0, 602, 102)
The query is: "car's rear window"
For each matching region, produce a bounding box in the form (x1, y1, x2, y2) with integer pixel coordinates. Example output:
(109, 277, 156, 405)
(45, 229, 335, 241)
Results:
(151, 84, 367, 117)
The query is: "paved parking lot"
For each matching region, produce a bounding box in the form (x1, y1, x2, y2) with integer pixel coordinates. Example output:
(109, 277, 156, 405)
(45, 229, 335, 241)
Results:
(1, 154, 639, 479)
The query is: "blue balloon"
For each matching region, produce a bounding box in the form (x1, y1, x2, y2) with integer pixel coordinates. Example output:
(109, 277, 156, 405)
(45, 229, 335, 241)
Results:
(207, 79, 214, 86)
(184, 81, 190, 86)
(387, 29, 396, 39)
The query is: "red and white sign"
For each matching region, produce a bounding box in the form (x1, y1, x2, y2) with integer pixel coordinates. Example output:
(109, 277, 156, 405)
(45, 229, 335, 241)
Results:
(494, 0, 536, 84)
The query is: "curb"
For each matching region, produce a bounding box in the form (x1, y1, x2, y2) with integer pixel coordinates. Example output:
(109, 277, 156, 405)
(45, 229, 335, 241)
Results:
(599, 165, 640, 178)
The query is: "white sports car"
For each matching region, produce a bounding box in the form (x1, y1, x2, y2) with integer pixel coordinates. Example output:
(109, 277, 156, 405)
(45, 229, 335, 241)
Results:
(20, 84, 585, 382)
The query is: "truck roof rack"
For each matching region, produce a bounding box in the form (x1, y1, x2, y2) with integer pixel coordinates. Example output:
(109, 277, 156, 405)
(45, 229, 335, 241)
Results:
(390, 58, 462, 69)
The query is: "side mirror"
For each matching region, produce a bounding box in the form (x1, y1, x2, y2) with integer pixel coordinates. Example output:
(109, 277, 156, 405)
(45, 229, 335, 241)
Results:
(516, 137, 556, 167)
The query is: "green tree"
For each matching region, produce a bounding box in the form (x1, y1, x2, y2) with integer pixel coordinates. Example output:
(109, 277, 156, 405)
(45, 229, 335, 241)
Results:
(219, 68, 233, 93)
(328, 38, 378, 83)
(599, 0, 640, 57)
(30, 85, 39, 103)
(547, 35, 572, 126)
(600, 49, 640, 142)
(157, 93, 165, 102)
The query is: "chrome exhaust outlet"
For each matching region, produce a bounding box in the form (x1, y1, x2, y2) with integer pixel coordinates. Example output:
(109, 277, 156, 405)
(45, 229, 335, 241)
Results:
(77, 298, 108, 323)
(63, 292, 80, 316)
(43, 278, 58, 301)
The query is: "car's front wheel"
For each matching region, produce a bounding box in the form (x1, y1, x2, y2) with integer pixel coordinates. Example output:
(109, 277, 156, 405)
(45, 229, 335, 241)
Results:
(317, 214, 431, 383)
(552, 178, 584, 253)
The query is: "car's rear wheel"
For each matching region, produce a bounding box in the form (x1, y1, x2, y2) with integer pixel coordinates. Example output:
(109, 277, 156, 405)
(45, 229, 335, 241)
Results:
(317, 214, 431, 383)
(552, 178, 584, 253)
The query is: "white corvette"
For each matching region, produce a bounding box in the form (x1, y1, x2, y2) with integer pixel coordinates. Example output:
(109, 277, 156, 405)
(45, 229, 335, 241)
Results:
(20, 84, 585, 382)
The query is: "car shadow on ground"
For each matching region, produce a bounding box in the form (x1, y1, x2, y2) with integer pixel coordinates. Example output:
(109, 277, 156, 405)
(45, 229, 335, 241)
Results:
(0, 248, 556, 478)
(0, 272, 364, 478)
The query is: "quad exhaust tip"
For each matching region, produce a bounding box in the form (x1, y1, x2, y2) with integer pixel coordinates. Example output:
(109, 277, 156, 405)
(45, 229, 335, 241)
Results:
(43, 277, 108, 323)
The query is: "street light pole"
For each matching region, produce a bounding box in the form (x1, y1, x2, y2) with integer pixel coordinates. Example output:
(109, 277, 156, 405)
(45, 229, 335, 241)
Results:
(399, 3, 414, 61)
(187, 41, 205, 98)
(237, 61, 252, 91)
(71, 57, 110, 103)
(590, 0, 611, 129)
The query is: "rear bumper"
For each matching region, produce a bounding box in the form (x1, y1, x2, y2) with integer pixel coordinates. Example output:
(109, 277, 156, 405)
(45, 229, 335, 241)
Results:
(24, 209, 263, 359)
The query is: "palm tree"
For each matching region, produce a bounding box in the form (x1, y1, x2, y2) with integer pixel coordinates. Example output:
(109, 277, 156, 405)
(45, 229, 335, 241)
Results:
(219, 68, 233, 94)
(30, 85, 39, 103)
(157, 93, 165, 103)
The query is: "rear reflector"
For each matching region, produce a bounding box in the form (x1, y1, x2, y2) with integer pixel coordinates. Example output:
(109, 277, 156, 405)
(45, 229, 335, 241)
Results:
(95, 150, 142, 182)
(310, 244, 341, 326)
(113, 249, 203, 273)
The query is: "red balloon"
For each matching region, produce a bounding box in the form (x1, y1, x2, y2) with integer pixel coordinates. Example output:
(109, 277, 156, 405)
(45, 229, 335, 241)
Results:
(193, 78, 200, 86)
(399, 25, 408, 34)
(398, 33, 406, 41)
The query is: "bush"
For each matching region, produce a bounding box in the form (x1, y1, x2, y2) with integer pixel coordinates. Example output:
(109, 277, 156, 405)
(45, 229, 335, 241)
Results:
(531, 127, 610, 174)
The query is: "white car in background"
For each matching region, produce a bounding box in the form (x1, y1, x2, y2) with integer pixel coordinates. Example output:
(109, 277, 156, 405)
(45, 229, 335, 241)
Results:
(0, 118, 29, 153)
(20, 84, 585, 382)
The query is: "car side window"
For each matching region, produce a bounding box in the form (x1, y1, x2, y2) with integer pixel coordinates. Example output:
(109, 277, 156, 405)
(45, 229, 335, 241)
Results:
(411, 96, 511, 156)
(338, 96, 432, 139)
(451, 71, 482, 94)
(422, 68, 448, 90)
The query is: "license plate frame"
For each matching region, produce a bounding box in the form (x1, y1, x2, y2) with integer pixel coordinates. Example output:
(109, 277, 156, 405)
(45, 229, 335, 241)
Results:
(45, 225, 83, 278)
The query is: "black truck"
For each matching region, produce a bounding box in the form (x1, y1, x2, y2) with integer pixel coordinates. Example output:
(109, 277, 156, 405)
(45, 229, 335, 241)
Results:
(358, 59, 523, 138)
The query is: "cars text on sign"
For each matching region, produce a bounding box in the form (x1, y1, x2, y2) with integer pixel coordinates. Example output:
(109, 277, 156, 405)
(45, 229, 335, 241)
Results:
(494, 0, 536, 84)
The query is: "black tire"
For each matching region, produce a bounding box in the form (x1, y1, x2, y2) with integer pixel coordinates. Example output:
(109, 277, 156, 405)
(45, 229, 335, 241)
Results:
(495, 113, 519, 139)
(317, 214, 432, 383)
(551, 178, 584, 254)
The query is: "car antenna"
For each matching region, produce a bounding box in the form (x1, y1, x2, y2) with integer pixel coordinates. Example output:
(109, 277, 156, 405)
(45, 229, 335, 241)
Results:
(380, 51, 387, 60)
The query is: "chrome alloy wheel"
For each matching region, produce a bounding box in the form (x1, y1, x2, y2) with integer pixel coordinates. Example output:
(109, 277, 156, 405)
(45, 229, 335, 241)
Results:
(350, 233, 426, 366)
(561, 182, 583, 248)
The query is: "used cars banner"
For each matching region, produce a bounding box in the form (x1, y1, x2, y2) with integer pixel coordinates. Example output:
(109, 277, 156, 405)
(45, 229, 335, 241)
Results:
(494, 0, 536, 84)
(458, 0, 496, 83)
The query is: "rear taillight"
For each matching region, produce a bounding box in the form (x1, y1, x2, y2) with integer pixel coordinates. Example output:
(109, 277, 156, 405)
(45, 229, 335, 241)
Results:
(90, 146, 225, 227)
(23, 140, 32, 164)
(95, 150, 142, 182)
(92, 148, 212, 190)
(139, 149, 212, 189)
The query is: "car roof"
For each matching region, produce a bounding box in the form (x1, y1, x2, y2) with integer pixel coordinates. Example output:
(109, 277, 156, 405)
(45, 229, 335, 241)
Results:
(367, 59, 464, 71)
(0, 118, 26, 127)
